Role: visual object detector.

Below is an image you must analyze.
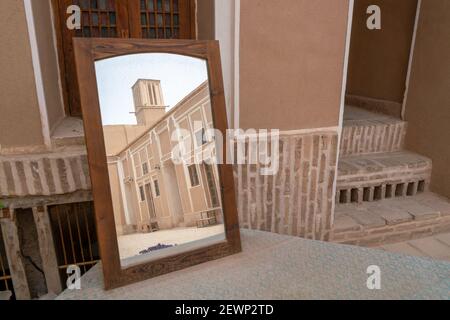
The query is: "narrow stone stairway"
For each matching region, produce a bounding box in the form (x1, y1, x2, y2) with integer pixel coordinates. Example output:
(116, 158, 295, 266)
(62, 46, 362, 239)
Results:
(331, 106, 450, 247)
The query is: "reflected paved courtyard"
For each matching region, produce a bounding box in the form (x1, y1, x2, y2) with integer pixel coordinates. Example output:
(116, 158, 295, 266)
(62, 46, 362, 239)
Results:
(118, 225, 225, 259)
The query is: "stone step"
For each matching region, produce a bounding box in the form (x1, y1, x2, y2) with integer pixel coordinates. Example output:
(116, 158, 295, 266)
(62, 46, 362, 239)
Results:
(332, 192, 450, 247)
(340, 106, 407, 157)
(336, 151, 431, 204)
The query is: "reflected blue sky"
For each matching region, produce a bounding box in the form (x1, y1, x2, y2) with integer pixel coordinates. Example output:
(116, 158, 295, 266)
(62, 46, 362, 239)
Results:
(95, 53, 208, 125)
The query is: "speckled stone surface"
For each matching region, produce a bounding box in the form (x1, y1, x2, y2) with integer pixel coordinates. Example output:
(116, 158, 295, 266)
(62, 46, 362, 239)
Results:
(57, 229, 450, 300)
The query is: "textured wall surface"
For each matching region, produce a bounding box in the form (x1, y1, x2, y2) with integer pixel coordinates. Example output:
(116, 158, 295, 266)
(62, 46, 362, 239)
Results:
(347, 0, 418, 104)
(239, 0, 349, 130)
(404, 0, 450, 198)
(340, 116, 407, 157)
(234, 131, 338, 240)
(0, 150, 90, 197)
(332, 193, 450, 247)
(0, 0, 44, 149)
(337, 151, 432, 204)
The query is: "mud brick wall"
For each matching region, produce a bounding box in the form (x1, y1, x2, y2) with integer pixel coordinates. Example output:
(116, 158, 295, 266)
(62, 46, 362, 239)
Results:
(234, 130, 339, 240)
(340, 119, 407, 157)
(0, 150, 90, 197)
(332, 214, 450, 247)
(337, 152, 432, 205)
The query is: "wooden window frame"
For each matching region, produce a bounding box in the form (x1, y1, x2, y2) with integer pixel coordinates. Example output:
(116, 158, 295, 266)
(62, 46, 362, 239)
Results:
(51, 0, 197, 117)
(142, 162, 149, 175)
(203, 162, 220, 208)
(128, 0, 197, 39)
(153, 179, 161, 197)
(188, 163, 200, 187)
(194, 127, 207, 147)
(139, 185, 146, 201)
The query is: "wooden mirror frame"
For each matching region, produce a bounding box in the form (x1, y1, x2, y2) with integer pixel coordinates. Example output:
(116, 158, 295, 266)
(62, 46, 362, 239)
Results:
(73, 38, 241, 290)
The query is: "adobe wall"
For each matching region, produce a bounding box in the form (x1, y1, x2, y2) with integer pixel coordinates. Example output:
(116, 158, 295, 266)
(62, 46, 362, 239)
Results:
(404, 0, 450, 198)
(239, 0, 349, 131)
(103, 125, 150, 156)
(0, 0, 44, 151)
(237, 0, 350, 239)
(346, 0, 418, 116)
(197, 0, 215, 40)
(235, 131, 338, 240)
(30, 0, 65, 132)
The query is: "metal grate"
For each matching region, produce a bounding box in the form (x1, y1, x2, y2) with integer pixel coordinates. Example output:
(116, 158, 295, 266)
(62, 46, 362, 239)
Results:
(0, 225, 14, 299)
(48, 202, 100, 285)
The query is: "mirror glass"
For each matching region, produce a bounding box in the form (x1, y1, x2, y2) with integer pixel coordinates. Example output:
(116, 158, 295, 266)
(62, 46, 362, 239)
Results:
(94, 53, 225, 268)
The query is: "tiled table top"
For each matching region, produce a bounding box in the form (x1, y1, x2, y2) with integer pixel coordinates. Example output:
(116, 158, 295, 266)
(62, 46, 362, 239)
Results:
(57, 229, 450, 300)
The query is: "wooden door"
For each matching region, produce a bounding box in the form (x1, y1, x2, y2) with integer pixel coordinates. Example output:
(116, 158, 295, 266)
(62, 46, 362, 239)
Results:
(144, 182, 156, 219)
(53, 0, 196, 116)
(203, 163, 220, 208)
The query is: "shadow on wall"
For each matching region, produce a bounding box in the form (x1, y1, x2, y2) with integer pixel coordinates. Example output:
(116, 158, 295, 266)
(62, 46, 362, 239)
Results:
(346, 0, 418, 118)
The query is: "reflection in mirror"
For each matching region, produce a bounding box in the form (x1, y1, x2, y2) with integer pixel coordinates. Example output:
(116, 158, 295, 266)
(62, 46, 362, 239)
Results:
(95, 54, 225, 268)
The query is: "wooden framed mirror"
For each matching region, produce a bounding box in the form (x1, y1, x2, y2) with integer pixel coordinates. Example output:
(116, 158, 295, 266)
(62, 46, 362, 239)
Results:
(73, 38, 241, 290)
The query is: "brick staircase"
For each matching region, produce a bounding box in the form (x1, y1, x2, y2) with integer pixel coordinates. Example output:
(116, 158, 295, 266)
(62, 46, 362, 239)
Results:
(331, 106, 450, 246)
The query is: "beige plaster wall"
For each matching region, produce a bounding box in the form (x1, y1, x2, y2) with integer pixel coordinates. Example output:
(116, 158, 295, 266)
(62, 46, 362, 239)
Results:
(31, 0, 65, 132)
(404, 0, 450, 198)
(197, 0, 215, 40)
(175, 164, 193, 214)
(190, 182, 208, 212)
(346, 0, 418, 104)
(152, 171, 172, 220)
(0, 0, 44, 150)
(158, 129, 172, 156)
(108, 162, 126, 231)
(103, 125, 149, 156)
(239, 0, 349, 130)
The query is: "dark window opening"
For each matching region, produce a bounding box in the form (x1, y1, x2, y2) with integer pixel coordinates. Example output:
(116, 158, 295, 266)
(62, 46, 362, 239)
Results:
(395, 183, 405, 197)
(407, 182, 416, 196)
(48, 202, 100, 286)
(374, 186, 383, 201)
(418, 180, 426, 193)
(203, 163, 219, 207)
(351, 188, 359, 203)
(188, 164, 200, 187)
(363, 187, 371, 202)
(139, 186, 146, 201)
(195, 128, 207, 147)
(339, 190, 348, 204)
(153, 179, 161, 197)
(142, 162, 149, 175)
(385, 184, 393, 199)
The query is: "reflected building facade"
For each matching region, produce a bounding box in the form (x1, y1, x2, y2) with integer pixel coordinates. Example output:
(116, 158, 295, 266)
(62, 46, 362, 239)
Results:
(104, 80, 222, 235)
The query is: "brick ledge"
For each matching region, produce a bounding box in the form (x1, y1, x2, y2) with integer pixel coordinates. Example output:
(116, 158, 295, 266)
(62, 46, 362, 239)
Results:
(331, 193, 450, 247)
